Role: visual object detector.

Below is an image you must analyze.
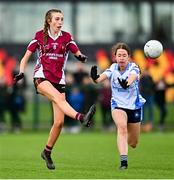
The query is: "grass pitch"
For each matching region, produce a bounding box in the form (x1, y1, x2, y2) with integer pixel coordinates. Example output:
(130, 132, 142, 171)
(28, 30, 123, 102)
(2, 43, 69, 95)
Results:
(0, 131, 174, 179)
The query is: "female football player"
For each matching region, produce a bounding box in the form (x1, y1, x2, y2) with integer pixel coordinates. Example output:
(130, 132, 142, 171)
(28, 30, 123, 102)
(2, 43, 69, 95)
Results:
(14, 9, 96, 170)
(90, 42, 145, 170)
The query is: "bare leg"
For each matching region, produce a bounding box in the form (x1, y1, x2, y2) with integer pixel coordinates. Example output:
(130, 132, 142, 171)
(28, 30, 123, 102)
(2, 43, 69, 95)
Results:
(41, 100, 64, 170)
(127, 122, 141, 148)
(37, 80, 96, 127)
(112, 109, 128, 155)
(37, 81, 78, 119)
(112, 109, 128, 169)
(46, 101, 64, 147)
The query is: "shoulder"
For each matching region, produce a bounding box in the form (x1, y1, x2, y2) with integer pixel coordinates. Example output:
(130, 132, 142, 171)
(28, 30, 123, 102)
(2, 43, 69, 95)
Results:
(61, 30, 73, 40)
(109, 63, 117, 70)
(129, 62, 140, 75)
(34, 30, 44, 40)
(61, 30, 71, 37)
(35, 29, 44, 36)
(104, 63, 117, 74)
(103, 63, 118, 79)
(130, 62, 139, 69)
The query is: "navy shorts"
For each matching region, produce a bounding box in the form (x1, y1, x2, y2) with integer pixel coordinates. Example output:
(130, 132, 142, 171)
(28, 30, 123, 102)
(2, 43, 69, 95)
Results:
(33, 78, 66, 94)
(114, 107, 142, 123)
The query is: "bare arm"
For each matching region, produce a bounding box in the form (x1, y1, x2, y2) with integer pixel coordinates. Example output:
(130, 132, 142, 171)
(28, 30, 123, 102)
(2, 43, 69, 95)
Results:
(14, 50, 33, 83)
(19, 50, 33, 73)
(94, 73, 108, 83)
(74, 50, 87, 63)
(117, 73, 138, 89)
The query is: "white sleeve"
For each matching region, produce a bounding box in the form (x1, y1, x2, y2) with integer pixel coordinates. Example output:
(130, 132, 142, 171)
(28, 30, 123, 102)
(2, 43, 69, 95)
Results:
(102, 63, 116, 79)
(130, 64, 140, 79)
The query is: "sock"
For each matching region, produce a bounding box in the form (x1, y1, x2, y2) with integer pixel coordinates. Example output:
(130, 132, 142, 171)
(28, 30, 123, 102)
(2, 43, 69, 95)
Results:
(120, 155, 128, 166)
(75, 113, 84, 123)
(44, 145, 53, 155)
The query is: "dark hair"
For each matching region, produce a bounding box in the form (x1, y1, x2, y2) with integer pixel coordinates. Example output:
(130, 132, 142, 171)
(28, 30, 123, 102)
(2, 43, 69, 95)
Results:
(43, 9, 63, 46)
(112, 42, 131, 56)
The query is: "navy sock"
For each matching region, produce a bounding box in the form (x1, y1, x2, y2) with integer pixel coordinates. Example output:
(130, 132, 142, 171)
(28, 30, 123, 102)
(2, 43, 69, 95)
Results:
(120, 155, 128, 166)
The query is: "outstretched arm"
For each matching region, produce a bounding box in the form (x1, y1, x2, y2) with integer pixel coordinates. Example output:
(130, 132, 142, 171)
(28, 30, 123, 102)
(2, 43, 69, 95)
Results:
(127, 74, 138, 86)
(90, 65, 108, 83)
(19, 50, 33, 73)
(126, 65, 140, 86)
(95, 73, 108, 83)
(74, 50, 88, 63)
(117, 74, 138, 89)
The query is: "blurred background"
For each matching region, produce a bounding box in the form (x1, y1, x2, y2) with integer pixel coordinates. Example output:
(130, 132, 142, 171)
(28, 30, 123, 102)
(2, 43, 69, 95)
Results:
(0, 0, 174, 133)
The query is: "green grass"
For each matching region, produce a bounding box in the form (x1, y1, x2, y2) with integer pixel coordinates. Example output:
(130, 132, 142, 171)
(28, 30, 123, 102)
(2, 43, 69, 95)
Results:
(0, 131, 174, 179)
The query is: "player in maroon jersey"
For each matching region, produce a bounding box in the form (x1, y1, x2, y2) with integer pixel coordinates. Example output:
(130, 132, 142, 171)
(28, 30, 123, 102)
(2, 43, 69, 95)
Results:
(14, 9, 96, 170)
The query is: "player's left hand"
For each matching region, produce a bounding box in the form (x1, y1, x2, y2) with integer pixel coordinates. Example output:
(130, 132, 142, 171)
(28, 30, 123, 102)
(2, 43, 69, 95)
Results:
(117, 77, 129, 89)
(74, 54, 88, 63)
(90, 65, 100, 82)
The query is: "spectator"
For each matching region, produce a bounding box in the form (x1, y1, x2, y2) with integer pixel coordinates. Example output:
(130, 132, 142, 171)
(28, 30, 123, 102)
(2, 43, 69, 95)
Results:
(73, 62, 88, 85)
(0, 76, 8, 133)
(65, 84, 85, 133)
(155, 78, 167, 131)
(139, 69, 155, 132)
(0, 71, 26, 133)
(98, 79, 113, 131)
(82, 75, 98, 125)
(7, 71, 27, 133)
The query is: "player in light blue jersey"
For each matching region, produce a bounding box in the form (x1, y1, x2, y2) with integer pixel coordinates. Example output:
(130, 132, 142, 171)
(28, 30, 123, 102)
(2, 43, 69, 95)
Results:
(90, 42, 146, 170)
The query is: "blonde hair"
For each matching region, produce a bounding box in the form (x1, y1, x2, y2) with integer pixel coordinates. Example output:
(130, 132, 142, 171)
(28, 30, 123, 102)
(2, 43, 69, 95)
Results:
(43, 9, 63, 45)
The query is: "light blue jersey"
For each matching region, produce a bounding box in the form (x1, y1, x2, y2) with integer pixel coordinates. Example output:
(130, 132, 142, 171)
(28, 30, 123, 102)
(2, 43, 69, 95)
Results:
(102, 62, 146, 110)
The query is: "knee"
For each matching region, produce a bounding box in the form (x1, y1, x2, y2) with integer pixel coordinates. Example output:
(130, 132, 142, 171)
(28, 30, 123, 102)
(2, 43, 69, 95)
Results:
(53, 121, 64, 129)
(53, 95, 65, 104)
(118, 126, 127, 136)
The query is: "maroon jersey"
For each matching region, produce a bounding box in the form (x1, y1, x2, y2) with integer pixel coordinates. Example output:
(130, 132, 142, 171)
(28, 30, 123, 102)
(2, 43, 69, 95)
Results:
(27, 30, 79, 84)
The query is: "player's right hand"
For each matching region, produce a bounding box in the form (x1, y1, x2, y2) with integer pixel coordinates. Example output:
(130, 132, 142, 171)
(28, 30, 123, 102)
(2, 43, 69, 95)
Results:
(14, 73, 24, 84)
(90, 66, 100, 82)
(117, 77, 129, 89)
